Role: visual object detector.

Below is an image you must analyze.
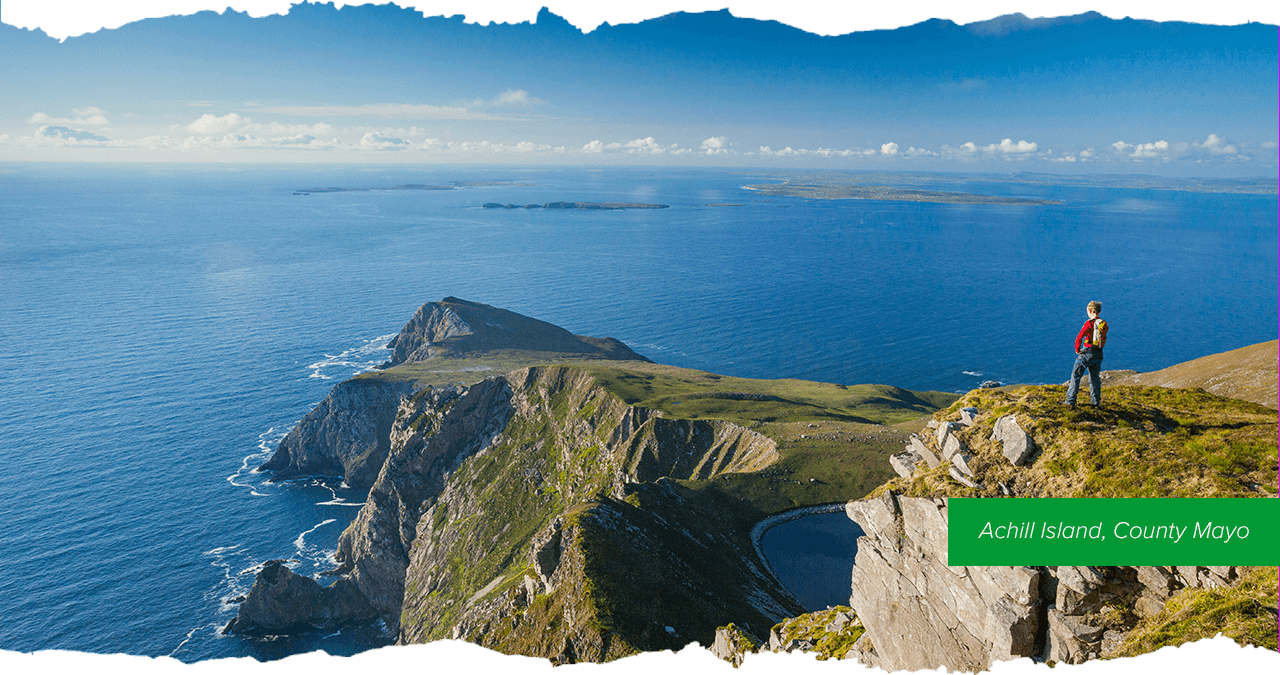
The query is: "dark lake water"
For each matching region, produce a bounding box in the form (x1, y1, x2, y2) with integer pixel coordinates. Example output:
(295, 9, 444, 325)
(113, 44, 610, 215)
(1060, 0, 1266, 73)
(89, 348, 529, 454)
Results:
(0, 163, 1274, 660)
(760, 511, 866, 611)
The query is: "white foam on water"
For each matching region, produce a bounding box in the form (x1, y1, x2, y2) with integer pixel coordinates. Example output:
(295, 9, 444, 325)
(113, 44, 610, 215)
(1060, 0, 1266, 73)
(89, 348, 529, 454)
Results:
(167, 622, 223, 658)
(226, 426, 291, 496)
(962, 370, 983, 376)
(306, 332, 397, 381)
(294, 519, 337, 551)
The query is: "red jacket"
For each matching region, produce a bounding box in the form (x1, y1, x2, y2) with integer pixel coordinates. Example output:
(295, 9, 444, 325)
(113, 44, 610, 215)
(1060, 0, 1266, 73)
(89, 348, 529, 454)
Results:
(1075, 318, 1108, 352)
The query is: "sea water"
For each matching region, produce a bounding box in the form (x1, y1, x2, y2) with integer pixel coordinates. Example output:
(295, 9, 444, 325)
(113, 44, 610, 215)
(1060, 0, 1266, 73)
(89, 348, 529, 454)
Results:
(0, 163, 1275, 660)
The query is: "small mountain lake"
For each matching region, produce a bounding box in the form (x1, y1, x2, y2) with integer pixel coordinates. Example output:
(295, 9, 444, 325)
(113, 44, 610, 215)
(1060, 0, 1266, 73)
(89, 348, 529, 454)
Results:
(760, 510, 866, 611)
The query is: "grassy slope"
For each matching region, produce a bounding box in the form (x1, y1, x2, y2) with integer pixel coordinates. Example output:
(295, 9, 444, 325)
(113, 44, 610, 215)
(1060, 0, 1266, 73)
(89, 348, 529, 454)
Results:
(880, 384, 1277, 499)
(1107, 340, 1278, 410)
(860, 383, 1279, 657)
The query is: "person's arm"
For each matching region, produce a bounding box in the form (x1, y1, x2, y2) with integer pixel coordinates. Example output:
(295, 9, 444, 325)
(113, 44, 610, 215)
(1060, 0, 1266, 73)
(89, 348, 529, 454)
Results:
(1074, 321, 1091, 352)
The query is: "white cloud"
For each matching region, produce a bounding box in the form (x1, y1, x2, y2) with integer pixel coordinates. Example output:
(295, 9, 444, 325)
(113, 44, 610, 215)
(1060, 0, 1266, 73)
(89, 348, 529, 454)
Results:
(1109, 135, 1252, 162)
(186, 113, 252, 134)
(36, 125, 110, 142)
(903, 146, 938, 158)
(361, 132, 411, 149)
(490, 89, 541, 108)
(880, 142, 899, 155)
(582, 137, 680, 154)
(1197, 134, 1239, 155)
(583, 140, 620, 153)
(700, 136, 731, 154)
(1261, 142, 1278, 150)
(983, 138, 1038, 154)
(755, 145, 872, 158)
(28, 107, 110, 126)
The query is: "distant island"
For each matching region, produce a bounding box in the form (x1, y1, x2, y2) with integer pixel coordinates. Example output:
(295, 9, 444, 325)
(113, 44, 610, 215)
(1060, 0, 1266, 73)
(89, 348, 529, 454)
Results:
(483, 202, 669, 210)
(743, 181, 1062, 205)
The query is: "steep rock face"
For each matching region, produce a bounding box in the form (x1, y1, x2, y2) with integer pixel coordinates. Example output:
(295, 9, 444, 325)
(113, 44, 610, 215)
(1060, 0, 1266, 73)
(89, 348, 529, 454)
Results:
(844, 494, 1259, 670)
(846, 494, 1040, 672)
(319, 365, 780, 640)
(258, 378, 417, 487)
(334, 378, 515, 629)
(223, 561, 377, 636)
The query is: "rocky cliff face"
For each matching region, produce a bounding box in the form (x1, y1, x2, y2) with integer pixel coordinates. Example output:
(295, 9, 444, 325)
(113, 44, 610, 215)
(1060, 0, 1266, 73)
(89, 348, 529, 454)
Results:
(844, 493, 1258, 671)
(232, 365, 793, 652)
(258, 378, 417, 487)
(258, 297, 650, 488)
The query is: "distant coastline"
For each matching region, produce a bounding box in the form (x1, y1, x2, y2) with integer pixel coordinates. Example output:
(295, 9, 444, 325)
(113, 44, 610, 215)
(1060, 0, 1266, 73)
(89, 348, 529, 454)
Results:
(743, 182, 1063, 205)
(482, 202, 669, 210)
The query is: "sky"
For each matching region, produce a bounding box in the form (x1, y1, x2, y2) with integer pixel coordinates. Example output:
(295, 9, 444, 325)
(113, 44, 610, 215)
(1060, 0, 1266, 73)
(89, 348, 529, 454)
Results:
(0, 1, 1277, 174)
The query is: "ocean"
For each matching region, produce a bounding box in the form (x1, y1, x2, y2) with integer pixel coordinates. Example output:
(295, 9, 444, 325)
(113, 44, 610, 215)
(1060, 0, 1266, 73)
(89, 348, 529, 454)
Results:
(0, 163, 1275, 660)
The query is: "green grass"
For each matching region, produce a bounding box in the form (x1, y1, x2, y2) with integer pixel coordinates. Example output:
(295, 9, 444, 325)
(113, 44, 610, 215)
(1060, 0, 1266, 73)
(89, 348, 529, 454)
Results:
(1111, 567, 1279, 657)
(879, 385, 1278, 499)
(576, 362, 957, 426)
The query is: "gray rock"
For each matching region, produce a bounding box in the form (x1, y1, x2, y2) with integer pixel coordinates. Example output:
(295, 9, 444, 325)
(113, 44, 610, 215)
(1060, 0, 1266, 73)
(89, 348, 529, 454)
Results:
(926, 419, 939, 429)
(1055, 566, 1105, 616)
(941, 432, 965, 461)
(949, 466, 981, 488)
(959, 407, 980, 426)
(935, 421, 962, 450)
(991, 414, 1035, 466)
(845, 496, 1036, 673)
(1047, 609, 1105, 664)
(890, 450, 924, 478)
(532, 518, 564, 591)
(258, 378, 418, 488)
(908, 434, 942, 468)
(224, 561, 377, 636)
(950, 450, 977, 477)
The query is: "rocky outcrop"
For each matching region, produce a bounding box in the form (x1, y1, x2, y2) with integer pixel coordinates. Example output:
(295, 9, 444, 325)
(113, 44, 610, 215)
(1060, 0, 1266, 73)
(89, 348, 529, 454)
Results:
(222, 560, 377, 636)
(846, 494, 1040, 672)
(258, 378, 417, 487)
(236, 364, 788, 647)
(333, 378, 515, 630)
(843, 493, 1259, 670)
(259, 297, 650, 488)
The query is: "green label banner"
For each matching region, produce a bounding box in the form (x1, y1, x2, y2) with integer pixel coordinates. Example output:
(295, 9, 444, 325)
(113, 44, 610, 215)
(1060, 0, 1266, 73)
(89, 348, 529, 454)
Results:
(947, 498, 1280, 566)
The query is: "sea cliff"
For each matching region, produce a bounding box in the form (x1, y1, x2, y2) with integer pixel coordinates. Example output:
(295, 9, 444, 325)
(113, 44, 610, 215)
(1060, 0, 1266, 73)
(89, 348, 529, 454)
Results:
(234, 298, 1277, 668)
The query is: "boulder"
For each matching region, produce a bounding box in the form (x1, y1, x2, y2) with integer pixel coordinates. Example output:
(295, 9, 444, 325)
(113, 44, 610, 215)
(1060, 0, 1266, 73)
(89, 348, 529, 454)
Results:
(941, 433, 965, 461)
(991, 415, 1035, 466)
(959, 407, 980, 426)
(949, 466, 981, 488)
(890, 450, 924, 478)
(935, 421, 961, 450)
(908, 434, 942, 468)
(950, 450, 977, 477)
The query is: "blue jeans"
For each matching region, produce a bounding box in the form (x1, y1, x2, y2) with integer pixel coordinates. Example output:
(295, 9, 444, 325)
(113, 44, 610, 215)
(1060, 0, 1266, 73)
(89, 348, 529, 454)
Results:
(1066, 348, 1103, 405)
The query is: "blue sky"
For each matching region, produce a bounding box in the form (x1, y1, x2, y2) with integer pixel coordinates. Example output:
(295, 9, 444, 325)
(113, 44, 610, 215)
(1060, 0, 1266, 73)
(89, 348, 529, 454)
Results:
(1, 1, 1276, 175)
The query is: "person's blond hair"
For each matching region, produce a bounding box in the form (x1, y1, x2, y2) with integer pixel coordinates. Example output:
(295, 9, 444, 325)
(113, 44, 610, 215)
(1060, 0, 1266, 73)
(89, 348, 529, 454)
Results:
(1087, 301, 1102, 315)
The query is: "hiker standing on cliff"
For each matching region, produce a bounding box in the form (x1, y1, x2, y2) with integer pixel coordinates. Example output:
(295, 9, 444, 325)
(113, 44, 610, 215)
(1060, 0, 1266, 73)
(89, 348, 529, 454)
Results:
(1065, 301, 1108, 408)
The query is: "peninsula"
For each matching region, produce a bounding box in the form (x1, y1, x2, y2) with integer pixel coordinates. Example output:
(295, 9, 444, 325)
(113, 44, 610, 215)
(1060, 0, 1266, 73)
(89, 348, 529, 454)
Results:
(229, 298, 1278, 669)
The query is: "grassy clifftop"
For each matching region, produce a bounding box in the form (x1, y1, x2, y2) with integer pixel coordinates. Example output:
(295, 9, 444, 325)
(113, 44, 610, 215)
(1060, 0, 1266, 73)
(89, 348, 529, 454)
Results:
(881, 384, 1277, 499)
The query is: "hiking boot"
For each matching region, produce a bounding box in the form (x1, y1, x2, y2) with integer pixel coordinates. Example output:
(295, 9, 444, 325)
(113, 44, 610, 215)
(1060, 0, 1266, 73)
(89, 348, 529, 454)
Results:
(1064, 402, 1077, 409)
